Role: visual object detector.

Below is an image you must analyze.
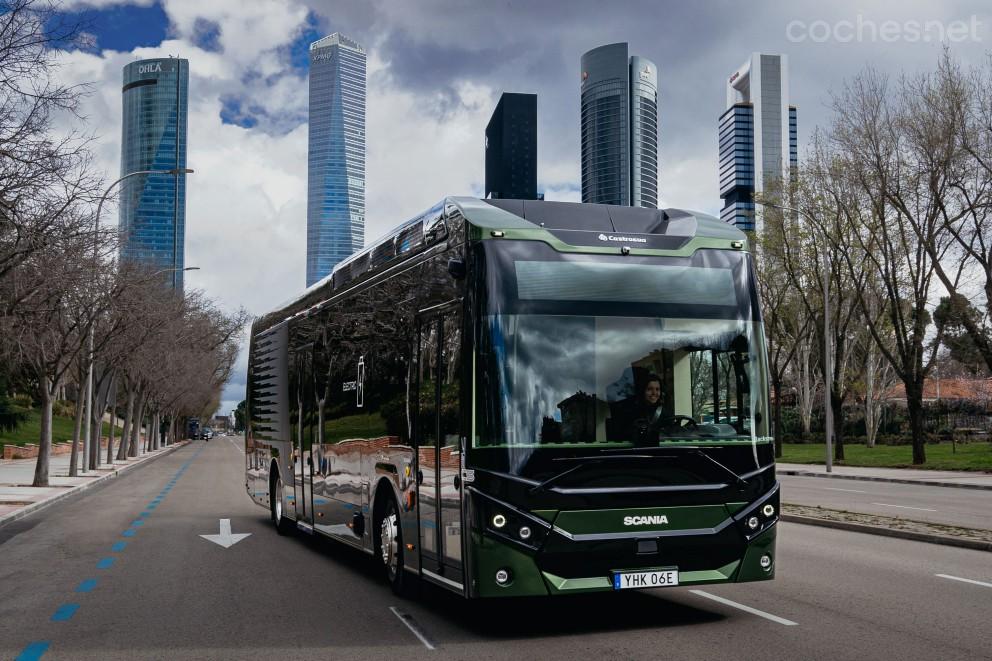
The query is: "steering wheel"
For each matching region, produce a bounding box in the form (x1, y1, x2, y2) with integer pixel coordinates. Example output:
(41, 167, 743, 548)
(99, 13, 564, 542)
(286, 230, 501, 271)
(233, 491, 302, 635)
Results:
(649, 414, 698, 433)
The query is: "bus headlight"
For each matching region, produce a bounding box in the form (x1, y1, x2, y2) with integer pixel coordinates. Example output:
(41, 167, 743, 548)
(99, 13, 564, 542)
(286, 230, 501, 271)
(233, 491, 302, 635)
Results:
(495, 568, 512, 586)
(747, 516, 760, 531)
(760, 554, 773, 570)
(762, 504, 775, 518)
(476, 491, 550, 550)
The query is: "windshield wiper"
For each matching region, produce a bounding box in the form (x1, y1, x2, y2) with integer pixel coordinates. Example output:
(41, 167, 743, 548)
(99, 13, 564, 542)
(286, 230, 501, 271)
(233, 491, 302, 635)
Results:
(603, 446, 749, 490)
(529, 455, 678, 495)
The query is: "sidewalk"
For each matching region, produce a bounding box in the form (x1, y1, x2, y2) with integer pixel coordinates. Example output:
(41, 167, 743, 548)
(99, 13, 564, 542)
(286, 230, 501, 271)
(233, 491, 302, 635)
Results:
(777, 462, 992, 490)
(0, 442, 188, 527)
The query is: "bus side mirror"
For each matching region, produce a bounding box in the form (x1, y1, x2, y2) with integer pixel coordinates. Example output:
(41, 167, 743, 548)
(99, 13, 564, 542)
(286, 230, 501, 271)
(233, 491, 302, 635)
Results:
(447, 258, 466, 280)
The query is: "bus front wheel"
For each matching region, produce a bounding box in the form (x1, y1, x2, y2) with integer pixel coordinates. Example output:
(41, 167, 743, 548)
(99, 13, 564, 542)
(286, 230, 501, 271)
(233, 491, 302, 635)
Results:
(378, 497, 410, 596)
(270, 472, 293, 535)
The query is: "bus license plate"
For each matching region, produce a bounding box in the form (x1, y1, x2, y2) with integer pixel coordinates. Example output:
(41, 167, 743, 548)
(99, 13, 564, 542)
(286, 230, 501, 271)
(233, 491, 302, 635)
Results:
(613, 569, 679, 590)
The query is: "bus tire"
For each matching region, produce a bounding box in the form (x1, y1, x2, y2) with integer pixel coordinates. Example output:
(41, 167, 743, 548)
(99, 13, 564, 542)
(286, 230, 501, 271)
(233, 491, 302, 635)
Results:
(377, 496, 411, 596)
(270, 470, 293, 536)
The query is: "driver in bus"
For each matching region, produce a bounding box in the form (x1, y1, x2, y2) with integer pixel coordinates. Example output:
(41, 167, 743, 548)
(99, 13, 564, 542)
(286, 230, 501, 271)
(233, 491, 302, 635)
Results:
(630, 373, 666, 445)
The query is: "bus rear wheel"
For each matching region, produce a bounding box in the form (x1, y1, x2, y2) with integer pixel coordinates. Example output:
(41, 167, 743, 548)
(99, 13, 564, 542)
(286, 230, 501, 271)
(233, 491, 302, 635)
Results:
(270, 472, 293, 535)
(378, 497, 410, 595)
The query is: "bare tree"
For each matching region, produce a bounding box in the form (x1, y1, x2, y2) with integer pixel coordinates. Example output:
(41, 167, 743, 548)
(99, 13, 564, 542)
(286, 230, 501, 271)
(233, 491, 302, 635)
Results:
(819, 66, 965, 464)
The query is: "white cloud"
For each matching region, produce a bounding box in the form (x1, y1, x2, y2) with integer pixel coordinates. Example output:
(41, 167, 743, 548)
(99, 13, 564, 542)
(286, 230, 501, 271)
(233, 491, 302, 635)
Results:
(54, 0, 992, 416)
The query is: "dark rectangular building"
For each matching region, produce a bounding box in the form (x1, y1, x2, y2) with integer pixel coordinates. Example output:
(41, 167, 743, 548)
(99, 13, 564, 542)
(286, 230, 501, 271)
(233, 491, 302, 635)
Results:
(485, 93, 537, 200)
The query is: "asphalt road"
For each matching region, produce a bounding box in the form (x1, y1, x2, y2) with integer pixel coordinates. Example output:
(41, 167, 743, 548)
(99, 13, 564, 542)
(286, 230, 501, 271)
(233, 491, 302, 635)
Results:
(1, 438, 990, 660)
(779, 473, 992, 530)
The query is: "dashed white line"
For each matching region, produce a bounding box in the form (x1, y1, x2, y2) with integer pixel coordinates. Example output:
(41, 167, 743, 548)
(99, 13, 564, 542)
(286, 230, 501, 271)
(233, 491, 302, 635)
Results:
(389, 606, 436, 650)
(824, 487, 869, 493)
(227, 437, 244, 454)
(936, 574, 992, 589)
(871, 502, 937, 512)
(689, 589, 798, 626)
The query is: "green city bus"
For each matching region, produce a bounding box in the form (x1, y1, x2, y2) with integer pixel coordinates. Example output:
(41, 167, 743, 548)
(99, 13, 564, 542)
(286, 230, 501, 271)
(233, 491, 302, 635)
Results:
(244, 197, 778, 598)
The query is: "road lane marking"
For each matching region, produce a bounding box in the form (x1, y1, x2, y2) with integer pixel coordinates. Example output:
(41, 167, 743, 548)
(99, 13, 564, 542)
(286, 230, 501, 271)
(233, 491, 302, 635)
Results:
(689, 590, 798, 626)
(389, 606, 437, 649)
(50, 604, 79, 622)
(15, 641, 50, 661)
(11, 445, 206, 661)
(871, 502, 937, 512)
(824, 487, 868, 493)
(227, 437, 244, 453)
(199, 518, 251, 548)
(936, 574, 992, 589)
(75, 579, 97, 593)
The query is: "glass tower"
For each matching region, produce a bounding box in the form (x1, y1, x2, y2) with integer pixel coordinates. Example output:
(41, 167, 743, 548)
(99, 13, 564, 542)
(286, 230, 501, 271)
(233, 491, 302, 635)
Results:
(307, 33, 366, 288)
(119, 58, 189, 290)
(719, 53, 797, 232)
(485, 92, 537, 200)
(580, 43, 658, 208)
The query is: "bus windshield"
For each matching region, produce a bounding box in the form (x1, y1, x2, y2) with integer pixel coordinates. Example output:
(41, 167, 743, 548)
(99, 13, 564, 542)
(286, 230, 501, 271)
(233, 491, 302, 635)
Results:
(472, 241, 770, 477)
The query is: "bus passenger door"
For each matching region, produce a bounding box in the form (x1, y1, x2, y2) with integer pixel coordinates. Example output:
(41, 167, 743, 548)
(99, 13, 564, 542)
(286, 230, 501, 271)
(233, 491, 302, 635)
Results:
(291, 346, 315, 528)
(416, 307, 464, 583)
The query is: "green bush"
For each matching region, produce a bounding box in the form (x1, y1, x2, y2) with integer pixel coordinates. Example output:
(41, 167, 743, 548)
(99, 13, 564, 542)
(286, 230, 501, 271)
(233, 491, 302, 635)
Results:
(12, 393, 33, 410)
(53, 400, 76, 418)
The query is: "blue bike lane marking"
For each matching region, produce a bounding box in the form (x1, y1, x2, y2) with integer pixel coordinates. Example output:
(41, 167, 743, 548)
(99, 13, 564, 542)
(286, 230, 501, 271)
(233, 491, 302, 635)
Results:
(16, 445, 205, 660)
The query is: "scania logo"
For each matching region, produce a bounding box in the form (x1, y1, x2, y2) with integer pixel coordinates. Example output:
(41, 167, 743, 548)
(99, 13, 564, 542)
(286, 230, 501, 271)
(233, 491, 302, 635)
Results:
(597, 234, 648, 244)
(623, 515, 669, 526)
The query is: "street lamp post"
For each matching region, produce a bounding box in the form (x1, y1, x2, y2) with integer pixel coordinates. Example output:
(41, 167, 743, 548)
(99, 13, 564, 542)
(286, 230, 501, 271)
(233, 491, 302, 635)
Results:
(81, 168, 193, 474)
(757, 201, 834, 473)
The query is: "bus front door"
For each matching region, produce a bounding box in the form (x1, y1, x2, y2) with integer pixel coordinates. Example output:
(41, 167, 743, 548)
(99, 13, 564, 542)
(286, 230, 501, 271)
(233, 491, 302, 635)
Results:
(416, 309, 464, 586)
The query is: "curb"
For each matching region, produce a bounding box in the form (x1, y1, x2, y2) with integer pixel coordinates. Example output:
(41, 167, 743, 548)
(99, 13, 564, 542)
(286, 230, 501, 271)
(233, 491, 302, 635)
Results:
(781, 514, 992, 553)
(0, 442, 190, 529)
(778, 469, 992, 491)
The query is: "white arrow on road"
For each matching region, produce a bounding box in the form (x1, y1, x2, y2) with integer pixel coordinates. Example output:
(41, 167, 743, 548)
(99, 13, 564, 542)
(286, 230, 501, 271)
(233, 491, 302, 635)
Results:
(199, 518, 251, 548)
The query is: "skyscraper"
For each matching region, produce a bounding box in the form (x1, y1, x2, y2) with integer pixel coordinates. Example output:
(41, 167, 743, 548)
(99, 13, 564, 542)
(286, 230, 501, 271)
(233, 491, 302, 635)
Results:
(719, 53, 797, 232)
(119, 57, 189, 289)
(580, 43, 658, 208)
(485, 93, 537, 200)
(306, 33, 366, 288)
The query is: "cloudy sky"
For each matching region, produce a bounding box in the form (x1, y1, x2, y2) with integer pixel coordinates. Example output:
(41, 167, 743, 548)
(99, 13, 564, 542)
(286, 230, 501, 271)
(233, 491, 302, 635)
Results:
(54, 0, 992, 416)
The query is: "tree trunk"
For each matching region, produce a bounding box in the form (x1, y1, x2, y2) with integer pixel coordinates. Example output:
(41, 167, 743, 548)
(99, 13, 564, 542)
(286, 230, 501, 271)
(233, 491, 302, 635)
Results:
(152, 411, 160, 450)
(32, 377, 54, 488)
(69, 373, 84, 477)
(106, 382, 118, 464)
(906, 380, 928, 465)
(832, 388, 845, 461)
(797, 339, 815, 440)
(118, 383, 135, 461)
(129, 391, 146, 457)
(865, 348, 877, 448)
(772, 378, 783, 458)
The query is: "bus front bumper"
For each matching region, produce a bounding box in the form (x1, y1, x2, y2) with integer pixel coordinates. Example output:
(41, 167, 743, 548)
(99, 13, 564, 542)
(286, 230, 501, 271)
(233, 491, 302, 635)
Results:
(471, 524, 776, 598)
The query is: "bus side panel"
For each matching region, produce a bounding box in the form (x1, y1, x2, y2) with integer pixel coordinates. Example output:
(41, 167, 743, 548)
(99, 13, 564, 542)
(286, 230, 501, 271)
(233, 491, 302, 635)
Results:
(245, 323, 293, 516)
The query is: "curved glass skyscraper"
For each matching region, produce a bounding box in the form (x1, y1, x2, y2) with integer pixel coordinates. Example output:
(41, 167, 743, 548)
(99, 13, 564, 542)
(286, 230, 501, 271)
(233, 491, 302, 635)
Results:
(119, 58, 189, 290)
(306, 33, 366, 287)
(580, 43, 658, 208)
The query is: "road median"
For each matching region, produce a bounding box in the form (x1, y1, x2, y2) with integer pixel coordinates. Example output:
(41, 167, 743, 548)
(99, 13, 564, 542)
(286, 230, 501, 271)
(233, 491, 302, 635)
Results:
(782, 503, 992, 553)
